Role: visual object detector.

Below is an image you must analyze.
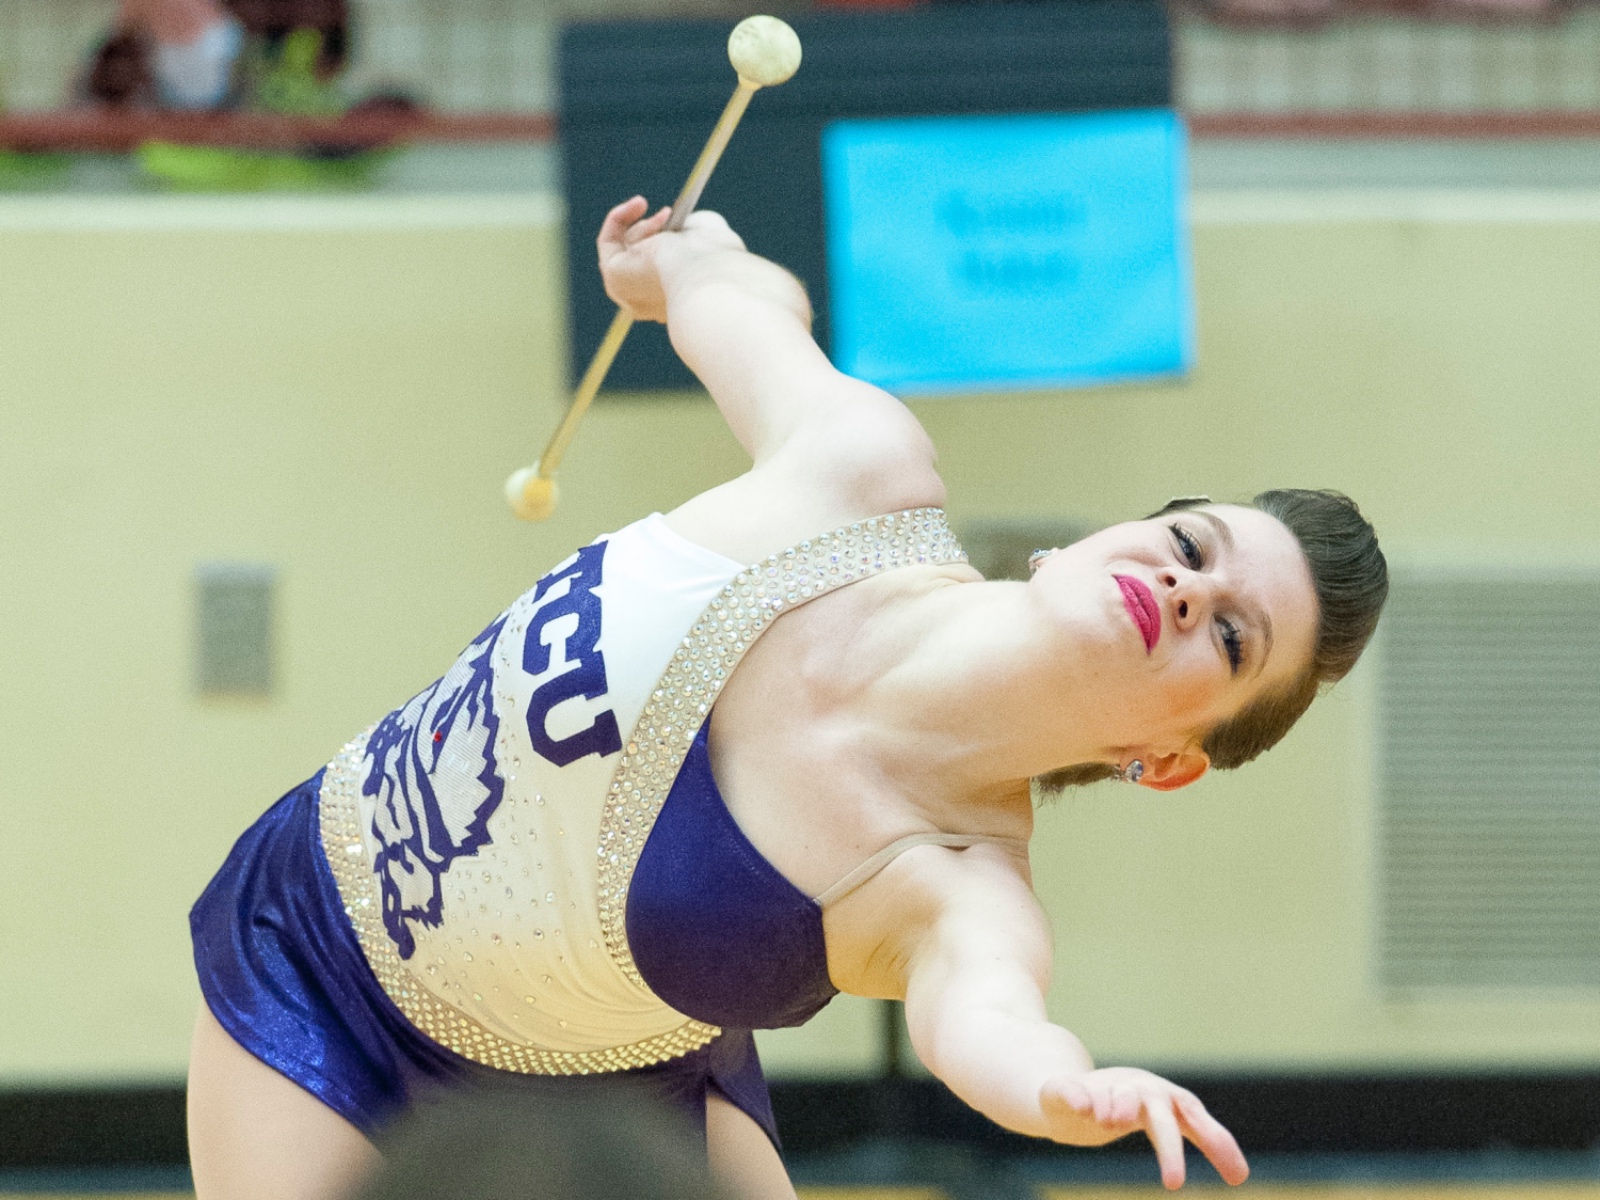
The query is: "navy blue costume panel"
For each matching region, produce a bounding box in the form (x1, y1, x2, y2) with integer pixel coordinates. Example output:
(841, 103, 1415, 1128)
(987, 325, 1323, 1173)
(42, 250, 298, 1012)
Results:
(628, 719, 838, 1030)
(191, 777, 777, 1144)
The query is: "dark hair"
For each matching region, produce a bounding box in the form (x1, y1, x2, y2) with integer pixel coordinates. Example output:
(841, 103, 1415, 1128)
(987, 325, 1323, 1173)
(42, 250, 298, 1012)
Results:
(1037, 488, 1387, 791)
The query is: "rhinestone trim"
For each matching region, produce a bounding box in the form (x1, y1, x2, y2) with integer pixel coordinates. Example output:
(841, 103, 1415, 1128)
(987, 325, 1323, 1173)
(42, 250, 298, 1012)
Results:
(319, 735, 722, 1074)
(596, 508, 967, 987)
(317, 507, 966, 1075)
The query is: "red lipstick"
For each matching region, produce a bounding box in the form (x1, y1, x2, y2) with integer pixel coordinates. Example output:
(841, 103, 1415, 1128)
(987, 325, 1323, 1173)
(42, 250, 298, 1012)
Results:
(1114, 575, 1161, 652)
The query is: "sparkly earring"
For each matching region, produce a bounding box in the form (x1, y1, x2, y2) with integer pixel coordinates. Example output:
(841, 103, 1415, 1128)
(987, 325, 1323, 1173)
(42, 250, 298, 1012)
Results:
(1114, 759, 1145, 784)
(1028, 548, 1051, 576)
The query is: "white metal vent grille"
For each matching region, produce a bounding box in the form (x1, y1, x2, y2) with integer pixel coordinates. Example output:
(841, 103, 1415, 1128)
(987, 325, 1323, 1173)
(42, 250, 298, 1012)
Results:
(1377, 575, 1600, 990)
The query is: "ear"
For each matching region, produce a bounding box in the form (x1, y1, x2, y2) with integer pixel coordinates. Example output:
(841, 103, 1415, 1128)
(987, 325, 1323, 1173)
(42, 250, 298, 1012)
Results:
(1137, 746, 1210, 792)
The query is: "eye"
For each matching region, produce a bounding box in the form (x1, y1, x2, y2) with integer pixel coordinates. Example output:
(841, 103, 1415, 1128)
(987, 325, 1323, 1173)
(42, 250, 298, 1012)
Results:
(1219, 617, 1244, 674)
(1170, 524, 1203, 569)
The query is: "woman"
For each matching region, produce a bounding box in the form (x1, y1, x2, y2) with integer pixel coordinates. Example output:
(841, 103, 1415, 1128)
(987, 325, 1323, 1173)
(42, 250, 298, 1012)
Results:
(187, 198, 1387, 1200)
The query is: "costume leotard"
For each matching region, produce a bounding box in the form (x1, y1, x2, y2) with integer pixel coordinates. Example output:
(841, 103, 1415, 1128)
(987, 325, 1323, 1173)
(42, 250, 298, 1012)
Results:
(191, 509, 1018, 1145)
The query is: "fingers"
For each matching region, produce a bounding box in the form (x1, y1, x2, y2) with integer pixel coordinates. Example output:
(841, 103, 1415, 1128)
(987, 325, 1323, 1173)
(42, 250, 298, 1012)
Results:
(1038, 1076, 1128, 1148)
(1142, 1092, 1187, 1190)
(1046, 1076, 1093, 1116)
(597, 195, 649, 253)
(1043, 1072, 1249, 1190)
(1175, 1091, 1250, 1187)
(1043, 1074, 1137, 1132)
(1039, 1075, 1137, 1146)
(1108, 1083, 1142, 1126)
(627, 203, 673, 245)
(597, 199, 743, 262)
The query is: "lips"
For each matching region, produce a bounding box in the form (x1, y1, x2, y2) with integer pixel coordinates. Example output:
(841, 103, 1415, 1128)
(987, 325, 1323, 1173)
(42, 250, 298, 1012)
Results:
(1114, 574, 1161, 653)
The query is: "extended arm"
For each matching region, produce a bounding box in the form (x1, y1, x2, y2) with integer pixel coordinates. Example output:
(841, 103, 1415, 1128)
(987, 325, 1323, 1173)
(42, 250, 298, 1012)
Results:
(839, 848, 1250, 1190)
(596, 198, 944, 559)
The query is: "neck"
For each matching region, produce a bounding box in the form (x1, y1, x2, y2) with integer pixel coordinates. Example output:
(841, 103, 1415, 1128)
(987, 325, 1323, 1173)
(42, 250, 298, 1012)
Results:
(833, 577, 1116, 803)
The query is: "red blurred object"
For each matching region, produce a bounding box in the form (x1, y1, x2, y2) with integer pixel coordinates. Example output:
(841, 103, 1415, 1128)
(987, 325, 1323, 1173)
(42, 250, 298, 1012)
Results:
(0, 109, 554, 153)
(815, 0, 923, 11)
(1187, 111, 1600, 135)
(1428, 0, 1559, 18)
(12, 108, 1600, 155)
(1202, 0, 1336, 21)
(1197, 0, 1558, 25)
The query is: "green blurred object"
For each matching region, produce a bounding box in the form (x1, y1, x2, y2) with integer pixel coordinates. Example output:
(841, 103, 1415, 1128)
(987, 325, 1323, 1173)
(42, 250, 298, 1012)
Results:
(0, 86, 70, 189)
(133, 27, 381, 192)
(252, 28, 345, 117)
(0, 149, 70, 190)
(137, 141, 383, 192)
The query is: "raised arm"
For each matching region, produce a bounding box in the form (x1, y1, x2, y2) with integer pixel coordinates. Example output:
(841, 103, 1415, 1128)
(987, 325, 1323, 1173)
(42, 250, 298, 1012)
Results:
(836, 847, 1250, 1190)
(596, 198, 944, 559)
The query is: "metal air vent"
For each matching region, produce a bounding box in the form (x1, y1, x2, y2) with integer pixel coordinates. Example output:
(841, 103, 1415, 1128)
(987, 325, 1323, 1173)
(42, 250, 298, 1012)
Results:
(195, 562, 277, 696)
(1377, 574, 1600, 990)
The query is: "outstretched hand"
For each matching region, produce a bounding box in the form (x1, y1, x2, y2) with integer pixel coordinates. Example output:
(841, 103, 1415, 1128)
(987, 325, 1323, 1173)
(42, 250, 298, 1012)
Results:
(596, 196, 746, 323)
(1040, 1068, 1250, 1190)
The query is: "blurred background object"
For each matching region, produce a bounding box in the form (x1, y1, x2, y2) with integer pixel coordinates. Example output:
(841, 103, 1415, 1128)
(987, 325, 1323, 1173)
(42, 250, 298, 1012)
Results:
(557, 3, 1173, 389)
(8, 0, 1600, 128)
(353, 1084, 734, 1200)
(85, 0, 336, 112)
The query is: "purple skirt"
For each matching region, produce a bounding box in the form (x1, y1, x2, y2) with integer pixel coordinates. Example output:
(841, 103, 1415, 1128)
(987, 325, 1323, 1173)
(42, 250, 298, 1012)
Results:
(190, 774, 778, 1145)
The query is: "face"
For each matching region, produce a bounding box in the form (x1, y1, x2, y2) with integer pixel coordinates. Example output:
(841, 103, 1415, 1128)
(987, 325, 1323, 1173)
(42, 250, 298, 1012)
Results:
(1030, 504, 1319, 757)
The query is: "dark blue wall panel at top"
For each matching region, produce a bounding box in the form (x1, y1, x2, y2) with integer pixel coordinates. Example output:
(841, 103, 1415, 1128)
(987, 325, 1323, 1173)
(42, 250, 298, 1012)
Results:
(559, 1, 1173, 392)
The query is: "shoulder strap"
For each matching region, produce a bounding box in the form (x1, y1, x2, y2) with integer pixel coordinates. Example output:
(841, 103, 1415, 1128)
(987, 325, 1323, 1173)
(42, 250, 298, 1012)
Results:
(814, 832, 1026, 909)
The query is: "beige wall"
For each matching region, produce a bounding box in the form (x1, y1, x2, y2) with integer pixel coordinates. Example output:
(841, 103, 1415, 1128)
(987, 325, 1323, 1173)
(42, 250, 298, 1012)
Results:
(1, 189, 1596, 1085)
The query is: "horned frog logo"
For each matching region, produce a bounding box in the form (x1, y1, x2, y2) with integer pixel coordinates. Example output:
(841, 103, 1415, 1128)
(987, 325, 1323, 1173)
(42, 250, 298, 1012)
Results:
(361, 614, 507, 961)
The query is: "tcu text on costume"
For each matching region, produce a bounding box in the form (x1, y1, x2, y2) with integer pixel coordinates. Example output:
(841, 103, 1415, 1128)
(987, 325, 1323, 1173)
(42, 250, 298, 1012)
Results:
(522, 541, 623, 766)
(360, 542, 620, 960)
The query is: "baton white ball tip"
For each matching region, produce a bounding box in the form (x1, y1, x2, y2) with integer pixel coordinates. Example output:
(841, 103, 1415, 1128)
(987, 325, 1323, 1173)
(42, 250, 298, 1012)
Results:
(506, 465, 560, 522)
(727, 15, 801, 88)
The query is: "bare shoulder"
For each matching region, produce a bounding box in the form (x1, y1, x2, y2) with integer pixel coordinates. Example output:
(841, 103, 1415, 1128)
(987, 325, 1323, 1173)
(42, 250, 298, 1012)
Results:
(665, 374, 947, 563)
(823, 839, 1042, 1001)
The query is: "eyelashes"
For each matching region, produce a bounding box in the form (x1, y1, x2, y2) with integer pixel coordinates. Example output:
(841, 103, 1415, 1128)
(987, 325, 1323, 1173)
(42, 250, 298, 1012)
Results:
(1170, 523, 1203, 569)
(1219, 618, 1244, 672)
(1170, 523, 1245, 675)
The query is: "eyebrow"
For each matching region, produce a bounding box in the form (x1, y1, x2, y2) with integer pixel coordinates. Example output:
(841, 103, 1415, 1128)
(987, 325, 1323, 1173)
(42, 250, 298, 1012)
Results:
(1190, 510, 1274, 676)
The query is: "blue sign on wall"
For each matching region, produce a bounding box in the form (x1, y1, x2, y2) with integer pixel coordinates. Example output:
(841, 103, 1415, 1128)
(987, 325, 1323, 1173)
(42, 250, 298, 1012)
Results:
(822, 109, 1193, 395)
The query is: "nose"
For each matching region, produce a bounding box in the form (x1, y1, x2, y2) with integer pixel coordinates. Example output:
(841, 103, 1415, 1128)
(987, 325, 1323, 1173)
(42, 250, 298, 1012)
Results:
(1157, 567, 1209, 632)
